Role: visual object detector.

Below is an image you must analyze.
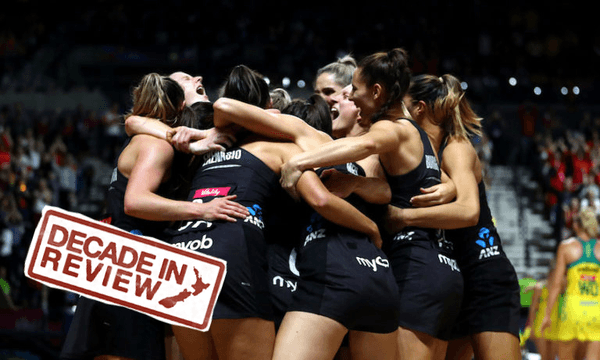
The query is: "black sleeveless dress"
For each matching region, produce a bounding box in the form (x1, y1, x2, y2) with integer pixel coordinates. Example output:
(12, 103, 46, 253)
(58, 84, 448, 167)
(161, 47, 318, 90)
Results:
(168, 147, 280, 321)
(288, 162, 400, 333)
(383, 119, 464, 340)
(439, 139, 521, 339)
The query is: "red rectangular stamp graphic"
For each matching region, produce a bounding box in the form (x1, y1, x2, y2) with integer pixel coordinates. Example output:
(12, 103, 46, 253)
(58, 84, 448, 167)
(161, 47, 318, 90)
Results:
(24, 206, 227, 331)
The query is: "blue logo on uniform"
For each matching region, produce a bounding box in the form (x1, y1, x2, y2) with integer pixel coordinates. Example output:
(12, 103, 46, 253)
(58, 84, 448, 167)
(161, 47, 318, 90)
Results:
(130, 229, 143, 235)
(245, 204, 264, 229)
(246, 204, 263, 219)
(476, 227, 494, 248)
(306, 212, 324, 233)
(304, 213, 325, 246)
(476, 227, 499, 259)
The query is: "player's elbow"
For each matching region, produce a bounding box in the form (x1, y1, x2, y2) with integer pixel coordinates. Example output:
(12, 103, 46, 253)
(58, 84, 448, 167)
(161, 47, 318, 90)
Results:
(123, 194, 142, 217)
(464, 207, 480, 227)
(305, 191, 333, 212)
(123, 115, 139, 136)
(378, 186, 392, 204)
(359, 138, 379, 156)
(213, 98, 234, 115)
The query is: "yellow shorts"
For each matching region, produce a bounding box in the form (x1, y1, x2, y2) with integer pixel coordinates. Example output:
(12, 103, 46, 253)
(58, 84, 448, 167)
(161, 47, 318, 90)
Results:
(558, 295, 600, 342)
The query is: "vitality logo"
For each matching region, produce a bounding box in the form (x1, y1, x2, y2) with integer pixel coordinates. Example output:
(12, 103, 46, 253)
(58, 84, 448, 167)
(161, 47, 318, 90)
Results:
(476, 227, 499, 260)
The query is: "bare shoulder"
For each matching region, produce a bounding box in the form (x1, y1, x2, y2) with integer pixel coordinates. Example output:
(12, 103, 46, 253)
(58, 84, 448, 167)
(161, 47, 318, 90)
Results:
(392, 118, 419, 133)
(127, 134, 174, 161)
(372, 118, 418, 142)
(130, 134, 172, 148)
(241, 137, 301, 167)
(444, 137, 477, 157)
(558, 237, 581, 253)
(560, 237, 579, 247)
(442, 137, 480, 177)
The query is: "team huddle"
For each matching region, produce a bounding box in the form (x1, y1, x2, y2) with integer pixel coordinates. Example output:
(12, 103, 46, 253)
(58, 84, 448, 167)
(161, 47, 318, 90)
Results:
(55, 47, 596, 360)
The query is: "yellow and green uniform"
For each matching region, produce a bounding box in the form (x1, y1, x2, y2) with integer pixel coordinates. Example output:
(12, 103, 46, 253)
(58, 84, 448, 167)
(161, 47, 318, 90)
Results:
(533, 284, 561, 340)
(558, 238, 600, 341)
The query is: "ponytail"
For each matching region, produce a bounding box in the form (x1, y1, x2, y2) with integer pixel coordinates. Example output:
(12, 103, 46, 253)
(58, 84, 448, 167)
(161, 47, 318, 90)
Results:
(575, 208, 600, 238)
(221, 65, 271, 109)
(314, 54, 358, 89)
(408, 74, 481, 141)
(358, 48, 411, 122)
(126, 73, 189, 127)
(282, 94, 332, 135)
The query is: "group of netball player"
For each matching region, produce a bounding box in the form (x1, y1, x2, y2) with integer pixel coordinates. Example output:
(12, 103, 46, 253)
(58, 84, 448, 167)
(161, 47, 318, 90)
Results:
(59, 47, 529, 360)
(525, 206, 600, 360)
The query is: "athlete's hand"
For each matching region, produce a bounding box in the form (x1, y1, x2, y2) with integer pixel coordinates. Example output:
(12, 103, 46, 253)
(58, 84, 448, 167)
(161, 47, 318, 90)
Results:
(194, 195, 249, 222)
(410, 183, 456, 208)
(280, 159, 304, 201)
(540, 316, 551, 335)
(188, 128, 236, 155)
(383, 205, 407, 234)
(319, 168, 355, 199)
(167, 126, 205, 152)
(519, 326, 531, 347)
(369, 229, 383, 249)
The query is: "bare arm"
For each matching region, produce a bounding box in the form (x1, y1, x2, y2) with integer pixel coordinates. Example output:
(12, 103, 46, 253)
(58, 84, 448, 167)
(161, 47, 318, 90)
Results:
(385, 139, 480, 231)
(122, 135, 249, 222)
(124, 115, 234, 154)
(124, 115, 175, 139)
(409, 170, 457, 207)
(281, 120, 403, 198)
(525, 284, 543, 330)
(541, 241, 570, 333)
(319, 168, 391, 205)
(296, 170, 382, 247)
(213, 97, 331, 151)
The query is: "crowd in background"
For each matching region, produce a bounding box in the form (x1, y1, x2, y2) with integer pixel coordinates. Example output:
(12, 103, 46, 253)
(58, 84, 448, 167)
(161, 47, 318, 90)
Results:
(528, 107, 600, 246)
(2, 0, 597, 105)
(0, 102, 124, 316)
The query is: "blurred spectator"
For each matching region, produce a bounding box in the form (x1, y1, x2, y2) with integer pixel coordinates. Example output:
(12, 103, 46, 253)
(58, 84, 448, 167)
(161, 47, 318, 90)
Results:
(54, 153, 78, 211)
(486, 110, 509, 165)
(0, 126, 13, 170)
(581, 190, 600, 216)
(562, 195, 580, 239)
(102, 102, 126, 162)
(473, 132, 493, 187)
(579, 172, 600, 202)
(32, 177, 54, 222)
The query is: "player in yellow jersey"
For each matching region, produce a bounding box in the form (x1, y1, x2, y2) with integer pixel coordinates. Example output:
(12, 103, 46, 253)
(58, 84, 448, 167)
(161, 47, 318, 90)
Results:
(525, 264, 562, 360)
(542, 208, 600, 360)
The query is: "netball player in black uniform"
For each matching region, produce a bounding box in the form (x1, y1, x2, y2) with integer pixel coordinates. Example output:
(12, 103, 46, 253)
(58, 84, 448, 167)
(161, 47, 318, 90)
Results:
(264, 94, 336, 332)
(206, 94, 400, 360)
(281, 49, 464, 360)
(129, 64, 400, 359)
(164, 98, 391, 360)
(386, 74, 521, 360)
(60, 73, 249, 360)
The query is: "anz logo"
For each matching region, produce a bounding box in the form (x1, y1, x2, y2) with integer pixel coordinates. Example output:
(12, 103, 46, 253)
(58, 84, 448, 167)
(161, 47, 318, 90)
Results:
(244, 204, 264, 229)
(393, 231, 415, 242)
(304, 213, 326, 246)
(476, 227, 500, 260)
